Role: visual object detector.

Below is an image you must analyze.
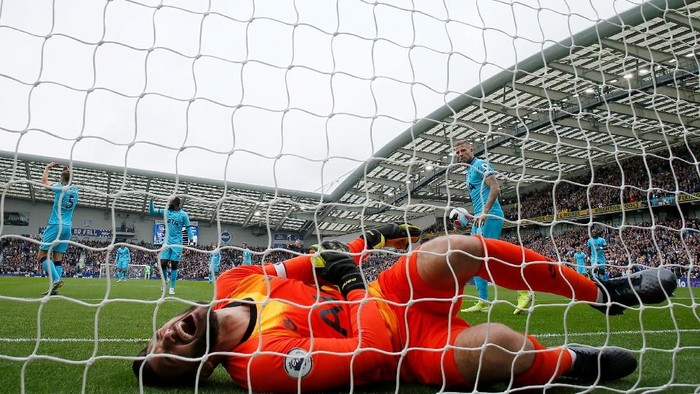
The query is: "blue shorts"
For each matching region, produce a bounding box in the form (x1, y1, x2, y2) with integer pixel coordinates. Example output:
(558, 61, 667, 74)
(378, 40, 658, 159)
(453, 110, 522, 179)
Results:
(472, 217, 504, 285)
(160, 246, 183, 262)
(576, 265, 587, 275)
(40, 224, 72, 254)
(471, 216, 504, 239)
(117, 261, 129, 269)
(209, 264, 219, 273)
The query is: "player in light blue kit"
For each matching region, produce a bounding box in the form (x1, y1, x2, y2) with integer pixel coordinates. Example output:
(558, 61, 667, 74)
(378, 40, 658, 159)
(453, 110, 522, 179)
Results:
(208, 246, 221, 284)
(573, 247, 589, 278)
(38, 162, 79, 296)
(587, 228, 608, 281)
(241, 242, 253, 266)
(115, 245, 131, 282)
(454, 141, 534, 315)
(149, 197, 193, 295)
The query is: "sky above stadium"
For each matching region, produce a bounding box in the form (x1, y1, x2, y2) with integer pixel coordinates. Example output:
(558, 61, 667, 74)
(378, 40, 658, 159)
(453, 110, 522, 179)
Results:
(0, 0, 640, 194)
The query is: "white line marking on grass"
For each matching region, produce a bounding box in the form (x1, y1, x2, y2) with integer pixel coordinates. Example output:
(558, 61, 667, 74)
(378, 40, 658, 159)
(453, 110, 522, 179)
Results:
(0, 338, 148, 343)
(531, 328, 700, 338)
(2, 328, 699, 343)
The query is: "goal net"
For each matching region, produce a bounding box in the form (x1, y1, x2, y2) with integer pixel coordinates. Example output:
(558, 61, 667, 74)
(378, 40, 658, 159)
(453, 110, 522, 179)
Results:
(0, 0, 698, 393)
(98, 264, 150, 280)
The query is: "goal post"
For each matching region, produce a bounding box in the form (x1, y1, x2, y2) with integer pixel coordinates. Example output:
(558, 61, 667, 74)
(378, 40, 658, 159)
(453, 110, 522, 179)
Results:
(98, 264, 150, 280)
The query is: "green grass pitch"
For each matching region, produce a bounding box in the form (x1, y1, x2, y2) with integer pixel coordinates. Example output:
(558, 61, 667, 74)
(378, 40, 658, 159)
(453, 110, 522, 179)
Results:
(0, 277, 698, 393)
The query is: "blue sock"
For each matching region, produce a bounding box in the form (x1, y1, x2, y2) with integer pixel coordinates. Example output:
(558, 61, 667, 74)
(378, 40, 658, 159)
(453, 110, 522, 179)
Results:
(208, 273, 212, 283)
(474, 276, 489, 301)
(118, 271, 123, 280)
(55, 263, 63, 279)
(41, 258, 60, 283)
(170, 269, 178, 288)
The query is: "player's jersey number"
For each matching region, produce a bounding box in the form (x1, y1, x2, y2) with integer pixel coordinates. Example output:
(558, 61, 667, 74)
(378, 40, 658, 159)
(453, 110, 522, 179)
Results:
(62, 194, 76, 210)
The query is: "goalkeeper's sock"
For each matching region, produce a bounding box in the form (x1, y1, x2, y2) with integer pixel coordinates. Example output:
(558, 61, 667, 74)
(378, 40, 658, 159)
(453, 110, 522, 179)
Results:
(55, 262, 63, 279)
(40, 257, 60, 283)
(513, 335, 572, 386)
(475, 237, 599, 302)
(473, 276, 489, 301)
(170, 269, 178, 288)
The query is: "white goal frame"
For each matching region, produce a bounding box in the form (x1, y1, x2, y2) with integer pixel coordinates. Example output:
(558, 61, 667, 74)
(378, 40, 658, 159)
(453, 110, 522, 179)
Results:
(98, 264, 150, 280)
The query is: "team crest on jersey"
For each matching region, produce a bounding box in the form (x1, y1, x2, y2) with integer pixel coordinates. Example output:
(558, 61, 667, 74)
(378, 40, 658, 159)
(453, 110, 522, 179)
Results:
(284, 348, 313, 379)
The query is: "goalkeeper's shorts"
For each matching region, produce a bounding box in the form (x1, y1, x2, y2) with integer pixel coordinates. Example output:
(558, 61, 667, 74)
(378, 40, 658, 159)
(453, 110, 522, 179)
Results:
(376, 249, 471, 388)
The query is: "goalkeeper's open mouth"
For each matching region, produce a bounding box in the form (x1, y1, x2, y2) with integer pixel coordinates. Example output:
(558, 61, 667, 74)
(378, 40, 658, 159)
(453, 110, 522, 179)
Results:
(174, 313, 198, 342)
(158, 306, 209, 347)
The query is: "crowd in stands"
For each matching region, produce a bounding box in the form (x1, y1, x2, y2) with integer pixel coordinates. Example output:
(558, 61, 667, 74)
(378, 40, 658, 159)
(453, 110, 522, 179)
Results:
(0, 234, 405, 283)
(1, 143, 698, 283)
(0, 238, 315, 280)
(501, 144, 700, 220)
(500, 217, 700, 279)
(1, 214, 697, 282)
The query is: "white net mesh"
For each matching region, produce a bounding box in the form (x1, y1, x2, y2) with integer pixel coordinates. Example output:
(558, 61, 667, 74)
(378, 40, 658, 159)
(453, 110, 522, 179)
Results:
(0, 0, 699, 393)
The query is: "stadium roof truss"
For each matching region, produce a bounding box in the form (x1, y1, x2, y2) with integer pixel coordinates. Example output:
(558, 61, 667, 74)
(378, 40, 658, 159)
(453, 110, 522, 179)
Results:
(0, 0, 698, 238)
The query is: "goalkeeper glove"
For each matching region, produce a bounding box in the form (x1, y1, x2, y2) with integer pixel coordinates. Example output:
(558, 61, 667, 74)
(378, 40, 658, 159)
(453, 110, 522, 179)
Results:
(363, 223, 421, 249)
(308, 240, 349, 254)
(311, 249, 364, 297)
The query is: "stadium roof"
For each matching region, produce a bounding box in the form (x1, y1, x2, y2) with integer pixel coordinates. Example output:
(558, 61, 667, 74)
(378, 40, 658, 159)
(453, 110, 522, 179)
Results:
(1, 0, 699, 237)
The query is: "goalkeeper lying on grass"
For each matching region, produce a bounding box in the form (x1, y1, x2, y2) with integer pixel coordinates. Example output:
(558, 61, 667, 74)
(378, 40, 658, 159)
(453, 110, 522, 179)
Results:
(133, 223, 676, 392)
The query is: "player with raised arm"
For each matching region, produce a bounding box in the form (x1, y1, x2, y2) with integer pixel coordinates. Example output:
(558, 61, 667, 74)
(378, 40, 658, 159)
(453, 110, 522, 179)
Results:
(208, 246, 221, 284)
(286, 235, 304, 255)
(133, 223, 676, 392)
(241, 243, 252, 266)
(587, 228, 608, 281)
(453, 140, 534, 315)
(115, 245, 131, 282)
(37, 162, 79, 296)
(573, 247, 589, 278)
(148, 197, 193, 295)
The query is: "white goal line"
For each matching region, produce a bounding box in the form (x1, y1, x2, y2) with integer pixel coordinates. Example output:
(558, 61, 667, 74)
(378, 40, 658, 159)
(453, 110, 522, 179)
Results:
(2, 328, 699, 343)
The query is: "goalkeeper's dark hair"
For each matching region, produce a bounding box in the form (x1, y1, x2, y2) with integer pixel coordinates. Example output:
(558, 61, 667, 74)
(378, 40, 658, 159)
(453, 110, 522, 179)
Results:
(168, 196, 182, 211)
(132, 347, 198, 387)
